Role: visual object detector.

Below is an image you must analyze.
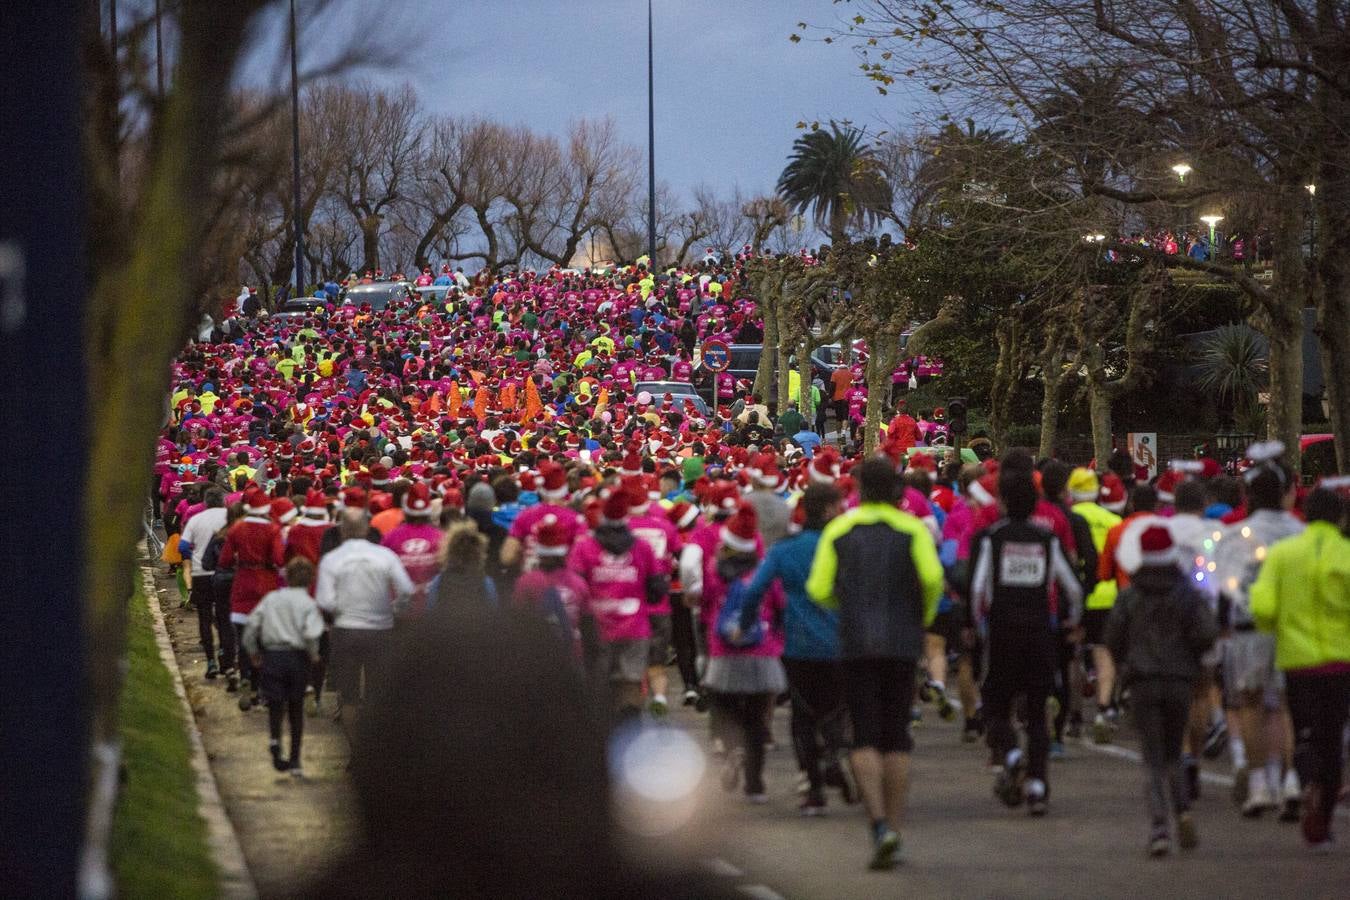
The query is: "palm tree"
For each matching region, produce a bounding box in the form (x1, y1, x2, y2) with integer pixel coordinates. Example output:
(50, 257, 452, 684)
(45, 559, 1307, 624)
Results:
(777, 125, 892, 247)
(1196, 324, 1268, 432)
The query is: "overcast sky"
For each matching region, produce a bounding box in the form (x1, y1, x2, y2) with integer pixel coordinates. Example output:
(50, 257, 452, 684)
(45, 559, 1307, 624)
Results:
(311, 0, 915, 201)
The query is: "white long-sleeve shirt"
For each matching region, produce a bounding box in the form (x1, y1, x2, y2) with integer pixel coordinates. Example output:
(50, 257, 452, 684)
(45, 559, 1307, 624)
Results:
(315, 537, 413, 630)
(242, 587, 325, 656)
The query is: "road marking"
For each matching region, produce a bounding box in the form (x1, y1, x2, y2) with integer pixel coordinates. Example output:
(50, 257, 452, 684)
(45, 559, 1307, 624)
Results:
(1076, 738, 1349, 820)
(704, 857, 744, 878)
(738, 885, 787, 900)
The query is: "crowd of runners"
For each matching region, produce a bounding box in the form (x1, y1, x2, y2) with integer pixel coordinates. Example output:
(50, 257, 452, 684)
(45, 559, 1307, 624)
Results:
(159, 254, 1349, 870)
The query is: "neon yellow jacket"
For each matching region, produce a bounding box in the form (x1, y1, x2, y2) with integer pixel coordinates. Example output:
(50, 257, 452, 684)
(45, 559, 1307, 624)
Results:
(1250, 522, 1350, 671)
(1074, 501, 1121, 611)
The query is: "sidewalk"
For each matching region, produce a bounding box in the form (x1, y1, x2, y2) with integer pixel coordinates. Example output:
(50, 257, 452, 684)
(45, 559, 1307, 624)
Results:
(149, 568, 356, 899)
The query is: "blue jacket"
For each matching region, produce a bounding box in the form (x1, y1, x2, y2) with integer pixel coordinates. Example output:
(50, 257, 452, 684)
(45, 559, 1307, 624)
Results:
(743, 528, 838, 660)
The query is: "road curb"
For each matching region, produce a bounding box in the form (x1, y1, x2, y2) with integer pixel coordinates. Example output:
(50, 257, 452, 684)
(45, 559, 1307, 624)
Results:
(140, 563, 258, 900)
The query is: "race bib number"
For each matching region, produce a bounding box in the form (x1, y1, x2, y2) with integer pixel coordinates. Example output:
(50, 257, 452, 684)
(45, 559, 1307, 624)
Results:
(999, 542, 1047, 587)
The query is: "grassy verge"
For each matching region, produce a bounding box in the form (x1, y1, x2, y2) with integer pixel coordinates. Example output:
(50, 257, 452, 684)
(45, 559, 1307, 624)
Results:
(110, 580, 217, 899)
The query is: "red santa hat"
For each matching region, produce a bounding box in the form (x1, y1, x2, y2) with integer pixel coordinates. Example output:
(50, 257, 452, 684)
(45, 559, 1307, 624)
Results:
(533, 514, 571, 557)
(369, 463, 391, 487)
(968, 473, 999, 509)
(1154, 470, 1183, 505)
(619, 449, 644, 477)
(1137, 524, 1178, 567)
(340, 486, 368, 510)
(403, 481, 433, 516)
(808, 450, 841, 484)
(720, 503, 758, 553)
(538, 461, 568, 501)
(667, 499, 700, 531)
(601, 489, 630, 525)
(748, 452, 782, 489)
(243, 486, 272, 516)
(270, 496, 297, 525)
(1099, 473, 1127, 514)
(302, 489, 328, 518)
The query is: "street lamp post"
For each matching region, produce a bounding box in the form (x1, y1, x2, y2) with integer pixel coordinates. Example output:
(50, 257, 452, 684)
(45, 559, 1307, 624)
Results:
(1171, 163, 1191, 241)
(1200, 214, 1223, 257)
(1307, 183, 1317, 256)
(289, 0, 304, 297)
(646, 0, 656, 266)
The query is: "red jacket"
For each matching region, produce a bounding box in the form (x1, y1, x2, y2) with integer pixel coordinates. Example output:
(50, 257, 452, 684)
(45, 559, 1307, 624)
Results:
(219, 517, 285, 618)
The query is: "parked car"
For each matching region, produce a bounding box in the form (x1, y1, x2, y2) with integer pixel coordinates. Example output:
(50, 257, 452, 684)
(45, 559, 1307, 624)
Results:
(413, 284, 453, 305)
(633, 380, 711, 418)
(342, 281, 413, 311)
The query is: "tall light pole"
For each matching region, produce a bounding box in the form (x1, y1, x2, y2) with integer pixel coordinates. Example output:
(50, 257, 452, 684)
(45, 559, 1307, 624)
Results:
(646, 0, 656, 266)
(289, 0, 304, 295)
(154, 0, 164, 98)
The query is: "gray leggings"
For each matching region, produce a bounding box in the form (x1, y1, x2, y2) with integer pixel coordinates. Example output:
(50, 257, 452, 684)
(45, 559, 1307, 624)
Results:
(1131, 678, 1193, 824)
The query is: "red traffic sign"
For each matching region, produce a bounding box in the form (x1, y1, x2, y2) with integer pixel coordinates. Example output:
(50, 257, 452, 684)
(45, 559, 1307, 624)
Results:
(702, 339, 731, 372)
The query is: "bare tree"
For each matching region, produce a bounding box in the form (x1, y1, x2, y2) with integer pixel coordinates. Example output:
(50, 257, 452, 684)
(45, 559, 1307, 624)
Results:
(331, 82, 424, 273)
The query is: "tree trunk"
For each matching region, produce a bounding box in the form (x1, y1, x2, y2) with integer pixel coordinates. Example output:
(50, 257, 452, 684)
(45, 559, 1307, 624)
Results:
(863, 333, 898, 455)
(1088, 382, 1114, 471)
(1038, 375, 1062, 461)
(360, 215, 381, 273)
(775, 306, 792, 418)
(798, 338, 815, 424)
(1262, 194, 1307, 473)
(988, 316, 1019, 451)
(753, 294, 778, 400)
(1311, 9, 1350, 474)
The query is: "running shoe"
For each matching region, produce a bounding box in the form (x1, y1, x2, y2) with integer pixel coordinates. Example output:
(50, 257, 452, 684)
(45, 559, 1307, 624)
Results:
(289, 766, 305, 780)
(1280, 770, 1301, 823)
(1026, 779, 1048, 817)
(1091, 713, 1114, 745)
(205, 659, 220, 680)
(238, 692, 254, 712)
(649, 695, 669, 717)
(1242, 775, 1277, 818)
(269, 743, 289, 772)
(1049, 741, 1067, 760)
(682, 689, 699, 707)
(910, 705, 923, 724)
(306, 695, 322, 718)
(799, 792, 827, 817)
(937, 693, 958, 722)
(1177, 813, 1199, 851)
(225, 671, 239, 693)
(995, 750, 1027, 808)
(1201, 718, 1228, 760)
(962, 715, 985, 743)
(746, 792, 770, 805)
(825, 761, 860, 805)
(919, 679, 937, 703)
(1148, 826, 1170, 857)
(869, 828, 901, 871)
(1183, 757, 1200, 803)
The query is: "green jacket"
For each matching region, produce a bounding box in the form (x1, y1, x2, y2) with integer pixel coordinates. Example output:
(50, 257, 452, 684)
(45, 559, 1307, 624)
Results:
(1250, 522, 1350, 671)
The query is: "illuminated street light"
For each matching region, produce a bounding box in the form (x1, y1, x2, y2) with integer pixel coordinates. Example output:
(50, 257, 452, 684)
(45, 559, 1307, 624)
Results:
(1082, 233, 1106, 243)
(1306, 183, 1316, 196)
(1171, 163, 1192, 181)
(1200, 214, 1223, 247)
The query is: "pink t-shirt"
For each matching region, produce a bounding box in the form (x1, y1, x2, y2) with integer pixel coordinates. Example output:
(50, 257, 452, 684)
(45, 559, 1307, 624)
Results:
(568, 533, 659, 643)
(628, 510, 683, 615)
(509, 503, 586, 571)
(382, 522, 445, 615)
(512, 567, 591, 657)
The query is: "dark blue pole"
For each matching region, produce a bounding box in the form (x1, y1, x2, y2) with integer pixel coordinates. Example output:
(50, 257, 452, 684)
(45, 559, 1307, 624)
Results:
(0, 0, 88, 892)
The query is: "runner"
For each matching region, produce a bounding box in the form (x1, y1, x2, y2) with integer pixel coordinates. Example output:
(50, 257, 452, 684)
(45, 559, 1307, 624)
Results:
(806, 457, 943, 870)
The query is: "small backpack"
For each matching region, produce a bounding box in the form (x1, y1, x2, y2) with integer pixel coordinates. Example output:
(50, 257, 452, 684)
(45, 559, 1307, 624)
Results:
(715, 573, 764, 649)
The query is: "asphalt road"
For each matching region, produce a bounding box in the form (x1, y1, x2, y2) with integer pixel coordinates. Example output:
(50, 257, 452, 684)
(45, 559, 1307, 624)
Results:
(653, 693, 1349, 900)
(152, 562, 1345, 900)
